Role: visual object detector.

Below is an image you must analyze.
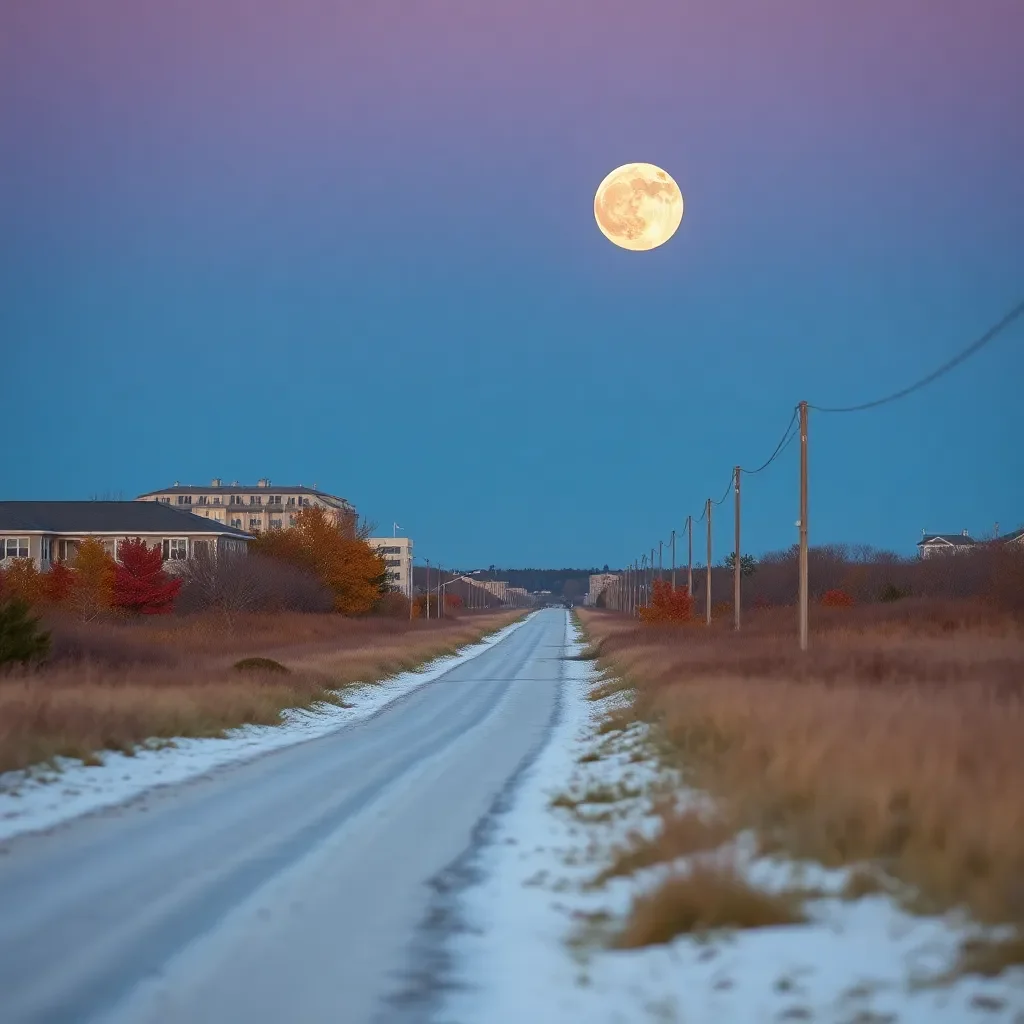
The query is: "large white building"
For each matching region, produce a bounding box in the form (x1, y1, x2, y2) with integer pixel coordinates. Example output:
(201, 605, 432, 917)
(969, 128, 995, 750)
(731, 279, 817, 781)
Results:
(368, 536, 414, 598)
(136, 479, 357, 536)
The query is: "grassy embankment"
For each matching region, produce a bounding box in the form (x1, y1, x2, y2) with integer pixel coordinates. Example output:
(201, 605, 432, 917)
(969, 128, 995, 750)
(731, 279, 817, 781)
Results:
(0, 610, 520, 776)
(576, 601, 1024, 969)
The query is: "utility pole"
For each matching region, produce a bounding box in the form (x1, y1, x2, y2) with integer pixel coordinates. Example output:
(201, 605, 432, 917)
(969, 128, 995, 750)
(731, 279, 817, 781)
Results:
(658, 540, 663, 581)
(798, 400, 810, 651)
(733, 465, 741, 631)
(425, 559, 431, 621)
(670, 529, 676, 590)
(705, 499, 712, 625)
(687, 515, 693, 598)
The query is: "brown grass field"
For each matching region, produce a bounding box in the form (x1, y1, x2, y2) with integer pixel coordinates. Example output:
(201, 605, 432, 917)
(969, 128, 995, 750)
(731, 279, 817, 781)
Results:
(0, 610, 519, 775)
(577, 597, 1024, 957)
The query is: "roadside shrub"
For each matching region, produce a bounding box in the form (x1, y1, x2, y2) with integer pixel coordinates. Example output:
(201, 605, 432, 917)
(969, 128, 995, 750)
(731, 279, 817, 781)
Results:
(639, 580, 693, 624)
(879, 583, 911, 603)
(233, 656, 290, 674)
(375, 592, 411, 618)
(0, 595, 51, 667)
(821, 588, 854, 608)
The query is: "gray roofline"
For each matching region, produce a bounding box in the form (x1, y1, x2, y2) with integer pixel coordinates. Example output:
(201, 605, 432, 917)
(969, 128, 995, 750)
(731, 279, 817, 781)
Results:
(137, 485, 353, 504)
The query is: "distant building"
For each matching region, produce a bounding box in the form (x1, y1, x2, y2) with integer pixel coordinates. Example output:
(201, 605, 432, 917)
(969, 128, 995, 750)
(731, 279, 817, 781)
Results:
(136, 479, 357, 536)
(368, 536, 414, 598)
(0, 501, 251, 571)
(916, 530, 978, 558)
(587, 572, 620, 605)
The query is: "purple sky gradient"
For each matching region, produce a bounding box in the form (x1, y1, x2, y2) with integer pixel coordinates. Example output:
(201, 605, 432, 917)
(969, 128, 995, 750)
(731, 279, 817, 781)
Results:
(3, 0, 1022, 565)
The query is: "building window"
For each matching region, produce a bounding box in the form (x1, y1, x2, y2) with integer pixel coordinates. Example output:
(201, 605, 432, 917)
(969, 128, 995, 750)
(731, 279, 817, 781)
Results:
(162, 538, 188, 560)
(268, 495, 281, 504)
(212, 497, 222, 505)
(1, 537, 30, 560)
(231, 518, 242, 529)
(288, 515, 297, 526)
(192, 540, 211, 558)
(159, 496, 171, 504)
(229, 495, 242, 505)
(177, 495, 192, 505)
(286, 496, 296, 506)
(59, 539, 80, 561)
(196, 495, 208, 505)
(41, 537, 52, 562)
(386, 558, 401, 567)
(249, 518, 261, 531)
(269, 519, 282, 530)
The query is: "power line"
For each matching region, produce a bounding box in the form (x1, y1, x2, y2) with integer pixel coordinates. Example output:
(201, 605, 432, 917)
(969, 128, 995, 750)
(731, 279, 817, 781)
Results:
(809, 297, 1024, 414)
(740, 405, 800, 475)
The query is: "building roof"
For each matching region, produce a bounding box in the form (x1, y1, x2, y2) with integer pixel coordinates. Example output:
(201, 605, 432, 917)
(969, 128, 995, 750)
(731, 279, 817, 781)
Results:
(137, 483, 353, 508)
(0, 501, 253, 538)
(1001, 526, 1024, 544)
(916, 533, 978, 546)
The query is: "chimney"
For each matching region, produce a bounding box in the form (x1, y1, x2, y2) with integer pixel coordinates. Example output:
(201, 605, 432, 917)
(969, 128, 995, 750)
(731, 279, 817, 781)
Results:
(174, 480, 180, 487)
(211, 478, 222, 487)
(257, 478, 270, 488)
(962, 529, 969, 537)
(994, 522, 1000, 537)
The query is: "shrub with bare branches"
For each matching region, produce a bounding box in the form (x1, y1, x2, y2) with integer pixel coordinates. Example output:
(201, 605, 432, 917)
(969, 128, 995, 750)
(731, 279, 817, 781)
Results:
(174, 551, 333, 615)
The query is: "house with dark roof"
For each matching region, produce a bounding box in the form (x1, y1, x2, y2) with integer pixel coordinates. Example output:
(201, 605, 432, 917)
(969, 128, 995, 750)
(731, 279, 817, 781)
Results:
(0, 501, 251, 571)
(135, 478, 357, 535)
(916, 530, 978, 559)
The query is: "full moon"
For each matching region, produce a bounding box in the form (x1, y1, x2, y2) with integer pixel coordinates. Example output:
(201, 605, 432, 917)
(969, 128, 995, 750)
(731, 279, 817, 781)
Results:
(593, 162, 684, 251)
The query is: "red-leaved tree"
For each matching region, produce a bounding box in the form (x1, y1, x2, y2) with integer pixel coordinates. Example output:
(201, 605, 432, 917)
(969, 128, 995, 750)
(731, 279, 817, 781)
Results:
(112, 537, 181, 615)
(639, 580, 694, 624)
(44, 560, 76, 605)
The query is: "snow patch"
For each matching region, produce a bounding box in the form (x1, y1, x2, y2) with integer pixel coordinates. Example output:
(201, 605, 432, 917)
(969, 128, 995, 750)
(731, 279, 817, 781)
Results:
(441, 613, 1024, 1023)
(0, 616, 530, 843)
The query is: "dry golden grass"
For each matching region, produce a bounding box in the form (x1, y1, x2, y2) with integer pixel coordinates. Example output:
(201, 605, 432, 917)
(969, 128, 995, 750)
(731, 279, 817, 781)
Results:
(578, 603, 1024, 940)
(614, 860, 806, 948)
(596, 809, 733, 884)
(0, 611, 518, 775)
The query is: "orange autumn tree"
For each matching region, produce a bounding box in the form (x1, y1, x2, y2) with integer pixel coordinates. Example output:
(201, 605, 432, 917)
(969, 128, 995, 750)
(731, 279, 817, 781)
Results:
(639, 579, 694, 624)
(70, 538, 116, 620)
(252, 507, 389, 615)
(0, 558, 44, 606)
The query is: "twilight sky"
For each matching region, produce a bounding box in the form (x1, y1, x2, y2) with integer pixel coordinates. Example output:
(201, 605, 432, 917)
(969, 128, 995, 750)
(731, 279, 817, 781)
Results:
(2, 0, 1022, 569)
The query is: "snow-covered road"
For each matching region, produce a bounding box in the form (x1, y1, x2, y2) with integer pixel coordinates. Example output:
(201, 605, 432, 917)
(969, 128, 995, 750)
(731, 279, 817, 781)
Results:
(0, 609, 564, 1024)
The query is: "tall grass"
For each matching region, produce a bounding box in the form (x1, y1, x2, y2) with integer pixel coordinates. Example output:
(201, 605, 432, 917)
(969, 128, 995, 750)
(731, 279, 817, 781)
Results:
(0, 610, 519, 775)
(578, 600, 1024, 938)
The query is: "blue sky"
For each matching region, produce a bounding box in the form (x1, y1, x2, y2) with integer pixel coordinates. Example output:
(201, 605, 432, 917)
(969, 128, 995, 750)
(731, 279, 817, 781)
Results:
(2, 0, 1022, 568)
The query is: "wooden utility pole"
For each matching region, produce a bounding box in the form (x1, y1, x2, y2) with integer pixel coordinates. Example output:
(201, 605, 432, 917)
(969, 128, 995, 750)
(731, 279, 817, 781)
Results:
(687, 515, 693, 598)
(658, 540, 663, 581)
(425, 560, 431, 620)
(705, 498, 712, 625)
(798, 400, 809, 651)
(670, 530, 676, 590)
(733, 466, 741, 631)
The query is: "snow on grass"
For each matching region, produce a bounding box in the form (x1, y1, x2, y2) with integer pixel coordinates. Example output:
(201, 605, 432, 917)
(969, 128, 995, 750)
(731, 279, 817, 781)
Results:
(0, 616, 530, 843)
(441, 613, 1024, 1023)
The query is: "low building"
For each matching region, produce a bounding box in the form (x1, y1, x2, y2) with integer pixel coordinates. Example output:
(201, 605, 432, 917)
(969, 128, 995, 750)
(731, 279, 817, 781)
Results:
(136, 479, 357, 536)
(368, 536, 414, 598)
(587, 572, 620, 605)
(916, 530, 978, 558)
(0, 501, 252, 571)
